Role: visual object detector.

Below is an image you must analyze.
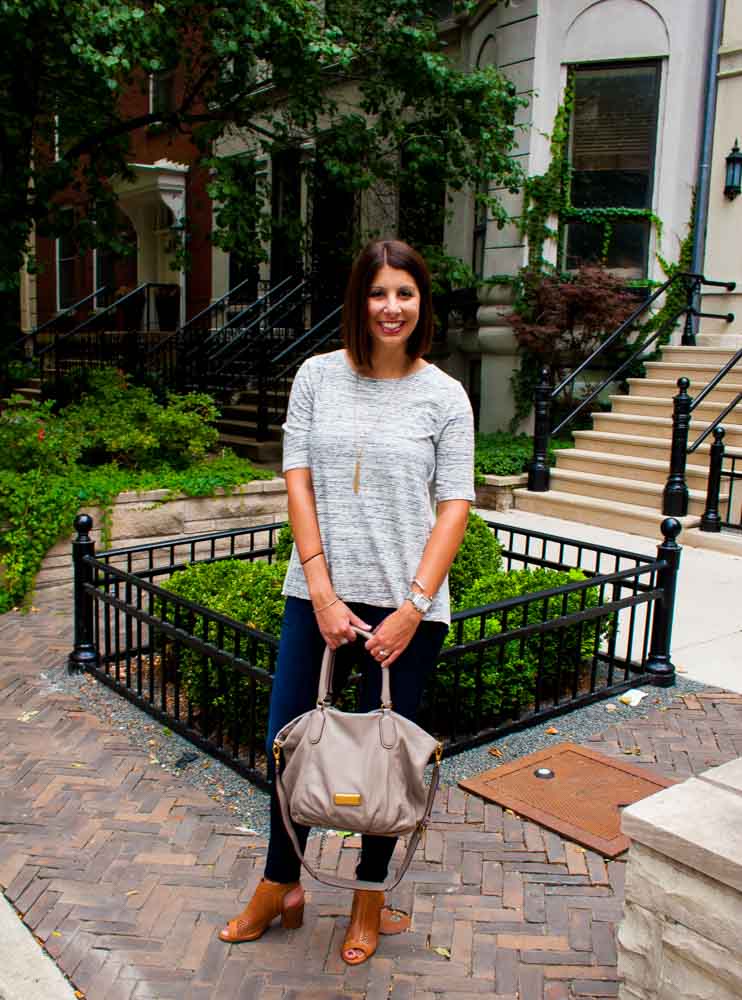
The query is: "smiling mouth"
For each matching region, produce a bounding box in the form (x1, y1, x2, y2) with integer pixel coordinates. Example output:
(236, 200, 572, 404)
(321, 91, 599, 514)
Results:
(380, 321, 404, 333)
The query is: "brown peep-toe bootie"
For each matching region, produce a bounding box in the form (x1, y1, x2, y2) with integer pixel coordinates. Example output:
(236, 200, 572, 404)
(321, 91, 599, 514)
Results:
(341, 889, 385, 965)
(219, 879, 303, 943)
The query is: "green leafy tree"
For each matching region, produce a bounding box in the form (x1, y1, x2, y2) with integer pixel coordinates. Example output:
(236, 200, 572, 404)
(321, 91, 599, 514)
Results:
(0, 0, 523, 348)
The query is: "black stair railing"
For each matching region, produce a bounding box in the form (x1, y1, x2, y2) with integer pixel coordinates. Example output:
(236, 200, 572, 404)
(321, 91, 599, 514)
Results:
(143, 275, 280, 388)
(34, 282, 178, 389)
(253, 304, 343, 440)
(13, 286, 109, 364)
(662, 346, 742, 526)
(527, 272, 736, 492)
(191, 277, 310, 395)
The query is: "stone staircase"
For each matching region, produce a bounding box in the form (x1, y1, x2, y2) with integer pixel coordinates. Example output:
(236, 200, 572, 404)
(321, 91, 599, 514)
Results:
(514, 343, 742, 546)
(216, 388, 286, 464)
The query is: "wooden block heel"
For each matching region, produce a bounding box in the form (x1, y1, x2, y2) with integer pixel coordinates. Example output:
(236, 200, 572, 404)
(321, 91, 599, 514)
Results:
(281, 901, 304, 929)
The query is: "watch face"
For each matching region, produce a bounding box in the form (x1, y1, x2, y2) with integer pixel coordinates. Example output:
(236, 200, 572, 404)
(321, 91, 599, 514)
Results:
(411, 591, 431, 612)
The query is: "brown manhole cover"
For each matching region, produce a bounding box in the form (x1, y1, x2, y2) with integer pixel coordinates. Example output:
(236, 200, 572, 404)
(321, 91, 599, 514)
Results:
(459, 742, 675, 856)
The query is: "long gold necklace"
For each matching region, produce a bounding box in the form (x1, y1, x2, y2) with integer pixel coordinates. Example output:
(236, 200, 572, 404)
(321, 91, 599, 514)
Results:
(351, 367, 407, 494)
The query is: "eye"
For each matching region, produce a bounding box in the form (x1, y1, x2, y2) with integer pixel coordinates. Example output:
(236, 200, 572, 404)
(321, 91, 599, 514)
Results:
(368, 288, 384, 297)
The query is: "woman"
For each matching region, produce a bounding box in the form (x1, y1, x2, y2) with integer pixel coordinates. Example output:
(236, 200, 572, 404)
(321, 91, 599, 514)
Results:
(219, 239, 474, 964)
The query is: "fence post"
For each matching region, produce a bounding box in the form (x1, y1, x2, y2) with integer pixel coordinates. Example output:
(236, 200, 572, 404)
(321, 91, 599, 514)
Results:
(700, 426, 725, 532)
(527, 366, 552, 492)
(681, 275, 699, 346)
(662, 377, 691, 516)
(645, 517, 681, 687)
(68, 514, 98, 674)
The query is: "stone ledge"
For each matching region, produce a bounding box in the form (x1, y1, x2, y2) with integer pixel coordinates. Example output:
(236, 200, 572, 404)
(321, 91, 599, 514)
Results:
(621, 757, 742, 894)
(474, 473, 528, 512)
(36, 479, 288, 590)
(114, 477, 285, 504)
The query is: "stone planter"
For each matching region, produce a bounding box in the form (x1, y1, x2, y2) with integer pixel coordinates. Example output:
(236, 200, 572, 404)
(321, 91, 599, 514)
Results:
(474, 473, 528, 512)
(37, 477, 288, 591)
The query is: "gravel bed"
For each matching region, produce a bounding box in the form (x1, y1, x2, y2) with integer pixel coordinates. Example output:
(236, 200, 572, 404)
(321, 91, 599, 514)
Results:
(47, 667, 709, 839)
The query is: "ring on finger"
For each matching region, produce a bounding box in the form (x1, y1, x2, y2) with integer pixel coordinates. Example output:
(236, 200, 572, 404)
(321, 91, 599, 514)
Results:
(378, 648, 389, 659)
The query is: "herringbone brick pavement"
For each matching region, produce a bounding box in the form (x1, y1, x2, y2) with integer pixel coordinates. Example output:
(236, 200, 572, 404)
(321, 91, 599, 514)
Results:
(1, 599, 740, 1000)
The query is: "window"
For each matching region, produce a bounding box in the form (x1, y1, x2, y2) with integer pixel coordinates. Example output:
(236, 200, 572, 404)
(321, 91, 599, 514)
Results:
(57, 235, 77, 311)
(150, 70, 176, 115)
(564, 62, 660, 278)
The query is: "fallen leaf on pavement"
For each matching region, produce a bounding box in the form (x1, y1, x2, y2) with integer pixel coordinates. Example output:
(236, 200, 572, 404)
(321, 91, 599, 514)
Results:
(545, 726, 559, 734)
(432, 947, 451, 959)
(488, 747, 504, 758)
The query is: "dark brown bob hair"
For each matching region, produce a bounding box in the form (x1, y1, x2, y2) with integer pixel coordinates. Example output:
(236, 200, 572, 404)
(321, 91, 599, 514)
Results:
(342, 239, 434, 370)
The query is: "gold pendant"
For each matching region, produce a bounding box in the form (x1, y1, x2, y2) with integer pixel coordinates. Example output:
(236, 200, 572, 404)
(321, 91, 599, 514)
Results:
(353, 458, 361, 494)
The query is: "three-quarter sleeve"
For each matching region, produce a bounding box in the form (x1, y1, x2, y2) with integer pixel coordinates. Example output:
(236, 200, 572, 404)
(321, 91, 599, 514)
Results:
(434, 384, 476, 503)
(281, 358, 315, 472)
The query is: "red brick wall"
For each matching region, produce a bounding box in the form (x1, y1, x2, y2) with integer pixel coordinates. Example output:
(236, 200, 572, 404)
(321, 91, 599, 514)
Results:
(34, 65, 212, 325)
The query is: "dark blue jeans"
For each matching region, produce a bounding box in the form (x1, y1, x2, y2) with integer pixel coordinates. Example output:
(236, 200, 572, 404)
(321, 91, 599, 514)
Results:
(264, 596, 447, 885)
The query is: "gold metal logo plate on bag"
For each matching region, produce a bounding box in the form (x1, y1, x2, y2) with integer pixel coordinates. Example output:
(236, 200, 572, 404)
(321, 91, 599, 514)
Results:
(334, 793, 362, 806)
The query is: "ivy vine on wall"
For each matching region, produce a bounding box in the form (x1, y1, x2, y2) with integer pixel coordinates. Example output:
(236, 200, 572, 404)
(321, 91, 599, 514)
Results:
(503, 74, 692, 429)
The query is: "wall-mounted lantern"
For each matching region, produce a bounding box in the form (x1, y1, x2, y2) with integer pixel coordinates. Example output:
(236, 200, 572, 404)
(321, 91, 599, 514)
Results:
(724, 139, 742, 200)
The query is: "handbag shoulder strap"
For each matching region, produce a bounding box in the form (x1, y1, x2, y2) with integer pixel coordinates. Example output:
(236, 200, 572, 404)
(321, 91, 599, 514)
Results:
(275, 761, 440, 892)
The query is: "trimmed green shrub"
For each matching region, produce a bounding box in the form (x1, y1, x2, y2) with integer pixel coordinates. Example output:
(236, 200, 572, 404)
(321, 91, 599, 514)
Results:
(274, 523, 294, 562)
(448, 512, 503, 606)
(441, 566, 610, 729)
(157, 558, 287, 739)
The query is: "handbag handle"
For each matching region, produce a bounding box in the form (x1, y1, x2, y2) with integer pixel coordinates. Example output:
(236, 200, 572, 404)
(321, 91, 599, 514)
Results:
(275, 755, 440, 892)
(317, 625, 392, 709)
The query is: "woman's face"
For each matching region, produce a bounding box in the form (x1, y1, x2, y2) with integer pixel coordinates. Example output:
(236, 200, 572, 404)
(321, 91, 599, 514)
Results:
(366, 264, 421, 352)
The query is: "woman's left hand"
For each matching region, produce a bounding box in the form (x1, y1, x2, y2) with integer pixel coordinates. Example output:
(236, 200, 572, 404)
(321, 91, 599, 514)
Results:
(364, 603, 422, 667)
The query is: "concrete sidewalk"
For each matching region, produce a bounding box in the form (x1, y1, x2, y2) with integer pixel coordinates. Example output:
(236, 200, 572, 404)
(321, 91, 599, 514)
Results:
(1, 515, 741, 999)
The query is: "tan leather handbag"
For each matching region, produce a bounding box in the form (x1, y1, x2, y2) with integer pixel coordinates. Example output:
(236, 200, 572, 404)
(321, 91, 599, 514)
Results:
(273, 627, 443, 891)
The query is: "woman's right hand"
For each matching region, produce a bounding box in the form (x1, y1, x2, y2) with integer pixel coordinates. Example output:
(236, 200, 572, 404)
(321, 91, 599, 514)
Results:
(315, 599, 371, 650)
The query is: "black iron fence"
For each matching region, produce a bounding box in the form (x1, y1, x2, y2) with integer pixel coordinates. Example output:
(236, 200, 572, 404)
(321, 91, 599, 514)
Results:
(662, 346, 742, 530)
(69, 516, 681, 789)
(720, 451, 742, 532)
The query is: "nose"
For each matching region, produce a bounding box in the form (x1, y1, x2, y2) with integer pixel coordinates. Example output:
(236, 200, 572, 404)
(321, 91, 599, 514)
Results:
(382, 295, 402, 314)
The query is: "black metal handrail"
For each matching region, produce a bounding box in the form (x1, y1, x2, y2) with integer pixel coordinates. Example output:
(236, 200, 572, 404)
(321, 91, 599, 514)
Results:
(207, 278, 308, 374)
(15, 286, 109, 355)
(528, 271, 736, 492)
(663, 346, 742, 528)
(146, 275, 281, 365)
(271, 304, 342, 378)
(250, 304, 342, 440)
(35, 281, 177, 358)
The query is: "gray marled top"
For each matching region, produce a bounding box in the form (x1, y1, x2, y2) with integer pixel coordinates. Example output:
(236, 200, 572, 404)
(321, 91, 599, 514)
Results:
(281, 350, 475, 624)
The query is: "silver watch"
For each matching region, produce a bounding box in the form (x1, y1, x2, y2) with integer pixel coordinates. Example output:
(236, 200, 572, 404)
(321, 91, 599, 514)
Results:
(405, 589, 432, 615)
